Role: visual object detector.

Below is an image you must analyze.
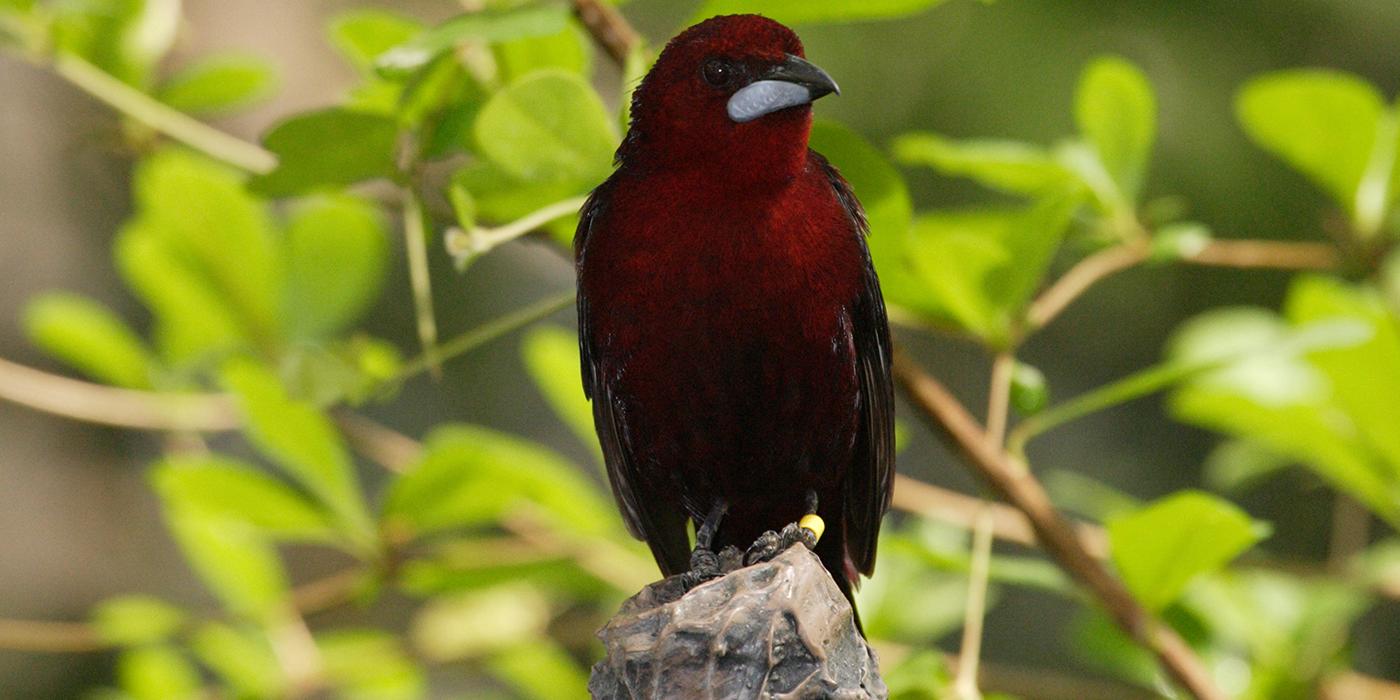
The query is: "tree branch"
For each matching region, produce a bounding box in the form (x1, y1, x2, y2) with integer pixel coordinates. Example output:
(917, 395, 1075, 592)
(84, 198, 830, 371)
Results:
(0, 357, 237, 431)
(892, 349, 1225, 700)
(0, 618, 105, 654)
(572, 0, 641, 66)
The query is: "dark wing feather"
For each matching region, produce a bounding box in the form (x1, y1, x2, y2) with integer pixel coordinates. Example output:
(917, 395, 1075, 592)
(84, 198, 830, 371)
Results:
(814, 152, 895, 577)
(575, 183, 692, 576)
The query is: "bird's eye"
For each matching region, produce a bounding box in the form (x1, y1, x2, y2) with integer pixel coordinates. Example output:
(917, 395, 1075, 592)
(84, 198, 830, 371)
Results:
(701, 59, 734, 88)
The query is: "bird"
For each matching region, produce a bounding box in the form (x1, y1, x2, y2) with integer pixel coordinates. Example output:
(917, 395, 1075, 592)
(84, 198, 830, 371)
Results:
(574, 14, 894, 620)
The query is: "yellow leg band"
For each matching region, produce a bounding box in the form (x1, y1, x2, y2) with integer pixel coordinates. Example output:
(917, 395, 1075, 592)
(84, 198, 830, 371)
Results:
(799, 514, 825, 543)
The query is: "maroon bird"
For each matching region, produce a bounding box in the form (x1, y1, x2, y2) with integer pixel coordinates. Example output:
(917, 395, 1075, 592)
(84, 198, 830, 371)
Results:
(575, 15, 894, 616)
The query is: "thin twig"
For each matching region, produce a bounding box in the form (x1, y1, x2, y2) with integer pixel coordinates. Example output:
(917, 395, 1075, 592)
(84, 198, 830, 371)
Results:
(445, 195, 589, 268)
(0, 357, 237, 431)
(0, 619, 106, 654)
(391, 290, 574, 383)
(891, 475, 1109, 557)
(1025, 242, 1150, 332)
(402, 189, 441, 378)
(51, 53, 276, 173)
(572, 0, 641, 66)
(892, 349, 1225, 700)
(1186, 239, 1342, 270)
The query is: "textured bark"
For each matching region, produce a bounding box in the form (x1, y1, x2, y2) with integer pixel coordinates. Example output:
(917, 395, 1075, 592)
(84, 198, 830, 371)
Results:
(589, 544, 887, 699)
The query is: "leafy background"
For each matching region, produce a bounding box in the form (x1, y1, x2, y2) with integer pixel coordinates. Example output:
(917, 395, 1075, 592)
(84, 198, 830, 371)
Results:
(2, 0, 1400, 698)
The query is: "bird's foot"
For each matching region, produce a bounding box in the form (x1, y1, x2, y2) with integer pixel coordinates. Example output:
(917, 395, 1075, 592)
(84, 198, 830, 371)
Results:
(744, 521, 818, 566)
(681, 545, 724, 590)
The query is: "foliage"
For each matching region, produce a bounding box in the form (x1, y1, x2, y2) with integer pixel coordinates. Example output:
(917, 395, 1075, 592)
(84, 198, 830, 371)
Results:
(1, 0, 1398, 698)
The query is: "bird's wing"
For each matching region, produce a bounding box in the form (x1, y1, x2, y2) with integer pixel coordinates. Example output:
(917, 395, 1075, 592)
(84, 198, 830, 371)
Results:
(575, 185, 693, 576)
(814, 151, 896, 577)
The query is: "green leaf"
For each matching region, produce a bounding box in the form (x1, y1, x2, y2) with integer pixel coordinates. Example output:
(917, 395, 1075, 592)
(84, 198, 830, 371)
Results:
(23, 292, 155, 388)
(1107, 490, 1268, 611)
(409, 585, 551, 662)
(893, 133, 1077, 195)
(488, 642, 591, 700)
(250, 108, 400, 196)
(1075, 56, 1157, 202)
(474, 70, 617, 183)
(882, 649, 955, 700)
(151, 455, 338, 543)
(521, 325, 600, 465)
(382, 424, 615, 540)
(1285, 276, 1400, 479)
(1203, 439, 1294, 494)
(190, 623, 285, 698)
(329, 9, 424, 74)
(691, 0, 951, 25)
(281, 194, 389, 339)
(51, 0, 178, 87)
(161, 505, 289, 618)
(117, 646, 201, 700)
(124, 149, 282, 348)
(1237, 70, 1388, 221)
(318, 630, 426, 700)
(495, 19, 591, 83)
(375, 5, 571, 78)
(158, 53, 278, 116)
(1009, 361, 1049, 415)
(222, 360, 374, 546)
(92, 596, 187, 646)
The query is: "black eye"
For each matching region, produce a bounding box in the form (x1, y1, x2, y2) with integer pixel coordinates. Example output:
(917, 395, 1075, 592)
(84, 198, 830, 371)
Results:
(701, 59, 734, 88)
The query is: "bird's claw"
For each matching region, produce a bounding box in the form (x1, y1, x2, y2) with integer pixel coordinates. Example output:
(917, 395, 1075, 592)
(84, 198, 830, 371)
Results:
(681, 546, 723, 590)
(744, 522, 817, 566)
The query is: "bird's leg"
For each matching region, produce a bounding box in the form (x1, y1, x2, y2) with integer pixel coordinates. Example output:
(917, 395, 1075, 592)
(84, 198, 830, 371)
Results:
(745, 490, 823, 566)
(682, 500, 727, 589)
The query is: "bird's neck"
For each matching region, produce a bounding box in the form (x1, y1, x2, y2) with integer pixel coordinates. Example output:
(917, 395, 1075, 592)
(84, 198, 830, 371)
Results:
(619, 112, 813, 191)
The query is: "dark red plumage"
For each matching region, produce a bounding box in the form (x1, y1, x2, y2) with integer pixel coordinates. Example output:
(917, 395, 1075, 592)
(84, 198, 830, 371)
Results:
(575, 15, 894, 613)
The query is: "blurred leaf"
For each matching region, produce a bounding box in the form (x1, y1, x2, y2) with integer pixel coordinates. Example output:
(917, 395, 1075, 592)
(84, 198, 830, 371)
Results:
(410, 584, 550, 662)
(161, 505, 288, 618)
(318, 630, 425, 700)
(250, 108, 400, 196)
(222, 360, 374, 545)
(893, 133, 1077, 195)
(383, 424, 616, 539)
(1076, 56, 1156, 202)
(398, 543, 615, 599)
(158, 53, 278, 116)
(23, 292, 155, 388)
(279, 337, 403, 407)
(329, 9, 424, 73)
(1204, 439, 1295, 494)
(281, 194, 389, 339)
(124, 149, 281, 348)
(1107, 490, 1269, 611)
(1009, 360, 1049, 415)
(902, 195, 1077, 346)
(1070, 608, 1161, 688)
(474, 70, 617, 183)
(1043, 470, 1141, 522)
(52, 0, 178, 87)
(857, 525, 973, 642)
(117, 646, 201, 700)
(883, 649, 954, 700)
(1237, 70, 1391, 227)
(190, 623, 284, 698)
(690, 0, 950, 25)
(522, 325, 600, 465)
(92, 596, 186, 647)
(495, 18, 591, 82)
(1149, 221, 1213, 263)
(488, 642, 590, 700)
(1285, 276, 1400, 478)
(453, 160, 586, 240)
(375, 4, 571, 78)
(151, 454, 338, 543)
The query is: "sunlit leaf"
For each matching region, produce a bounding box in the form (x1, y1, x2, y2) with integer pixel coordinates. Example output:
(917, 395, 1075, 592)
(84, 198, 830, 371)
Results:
(410, 584, 550, 662)
(222, 360, 374, 545)
(158, 53, 278, 115)
(473, 70, 617, 183)
(92, 596, 187, 647)
(375, 4, 571, 78)
(495, 18, 591, 82)
(190, 622, 284, 698)
(161, 505, 289, 618)
(1237, 71, 1389, 223)
(282, 193, 389, 339)
(318, 630, 425, 700)
(893, 133, 1077, 195)
(329, 9, 424, 73)
(117, 645, 201, 700)
(488, 641, 591, 700)
(691, 0, 951, 25)
(1107, 490, 1269, 611)
(1203, 439, 1294, 494)
(1076, 56, 1156, 202)
(24, 292, 155, 388)
(521, 325, 600, 465)
(250, 108, 400, 196)
(151, 454, 338, 543)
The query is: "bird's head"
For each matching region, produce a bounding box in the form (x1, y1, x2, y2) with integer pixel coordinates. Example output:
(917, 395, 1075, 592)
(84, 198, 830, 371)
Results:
(618, 15, 839, 178)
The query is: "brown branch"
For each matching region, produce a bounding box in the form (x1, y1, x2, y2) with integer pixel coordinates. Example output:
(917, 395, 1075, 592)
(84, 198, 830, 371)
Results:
(0, 619, 105, 654)
(1025, 242, 1150, 332)
(892, 348, 1225, 700)
(572, 0, 640, 66)
(0, 357, 237, 432)
(1184, 239, 1341, 270)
